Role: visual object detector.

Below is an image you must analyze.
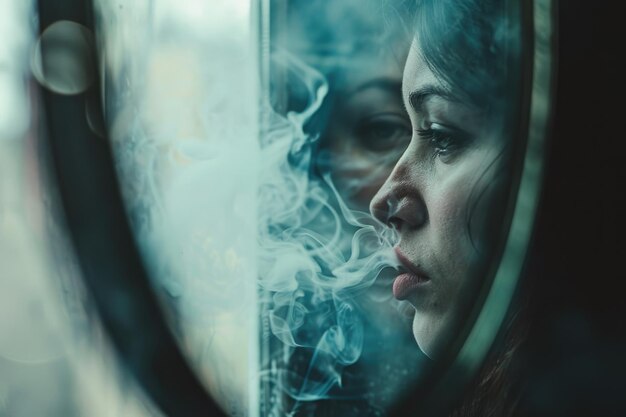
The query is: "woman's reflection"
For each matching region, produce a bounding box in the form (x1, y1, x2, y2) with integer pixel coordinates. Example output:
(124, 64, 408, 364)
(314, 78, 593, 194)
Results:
(316, 48, 411, 212)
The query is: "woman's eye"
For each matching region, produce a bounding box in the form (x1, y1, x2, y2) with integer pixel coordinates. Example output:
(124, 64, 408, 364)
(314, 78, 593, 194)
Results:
(354, 114, 412, 153)
(416, 123, 470, 162)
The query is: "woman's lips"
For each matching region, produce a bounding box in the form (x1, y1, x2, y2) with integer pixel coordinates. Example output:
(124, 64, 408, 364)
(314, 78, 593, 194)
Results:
(392, 272, 429, 300)
(393, 248, 430, 300)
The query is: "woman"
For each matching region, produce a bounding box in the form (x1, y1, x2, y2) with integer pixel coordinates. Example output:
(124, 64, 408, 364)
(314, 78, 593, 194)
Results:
(371, 0, 525, 414)
(370, 1, 525, 415)
(370, 0, 520, 360)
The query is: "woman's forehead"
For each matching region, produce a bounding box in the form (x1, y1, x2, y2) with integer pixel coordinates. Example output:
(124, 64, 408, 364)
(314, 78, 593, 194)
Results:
(402, 41, 440, 107)
(335, 54, 404, 91)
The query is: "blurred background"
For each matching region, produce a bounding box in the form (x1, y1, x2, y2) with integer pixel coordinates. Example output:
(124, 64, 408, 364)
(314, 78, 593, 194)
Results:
(0, 0, 161, 415)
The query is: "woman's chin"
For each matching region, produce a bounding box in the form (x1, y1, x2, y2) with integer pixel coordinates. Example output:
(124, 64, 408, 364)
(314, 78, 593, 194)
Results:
(412, 314, 451, 360)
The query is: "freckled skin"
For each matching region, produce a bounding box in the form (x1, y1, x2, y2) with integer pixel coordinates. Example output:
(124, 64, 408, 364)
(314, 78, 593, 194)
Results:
(370, 40, 507, 358)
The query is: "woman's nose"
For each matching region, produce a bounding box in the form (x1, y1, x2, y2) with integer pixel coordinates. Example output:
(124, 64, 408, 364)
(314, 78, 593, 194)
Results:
(369, 165, 428, 232)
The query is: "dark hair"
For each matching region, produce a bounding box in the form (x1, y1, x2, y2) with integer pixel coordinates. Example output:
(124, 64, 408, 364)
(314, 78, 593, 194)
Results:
(414, 0, 515, 110)
(447, 307, 528, 417)
(414, 0, 522, 253)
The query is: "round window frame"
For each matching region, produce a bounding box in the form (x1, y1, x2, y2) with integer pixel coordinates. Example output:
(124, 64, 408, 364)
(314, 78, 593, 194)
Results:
(36, 0, 555, 415)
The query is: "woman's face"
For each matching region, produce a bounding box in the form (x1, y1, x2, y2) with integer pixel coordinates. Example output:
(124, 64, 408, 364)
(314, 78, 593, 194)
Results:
(322, 51, 411, 211)
(370, 39, 507, 358)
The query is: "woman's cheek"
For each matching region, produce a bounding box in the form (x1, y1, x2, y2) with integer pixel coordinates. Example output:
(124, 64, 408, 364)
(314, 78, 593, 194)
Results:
(429, 164, 485, 274)
(431, 165, 475, 233)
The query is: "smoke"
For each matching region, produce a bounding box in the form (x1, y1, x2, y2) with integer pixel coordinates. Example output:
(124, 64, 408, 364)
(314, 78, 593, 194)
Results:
(257, 54, 409, 410)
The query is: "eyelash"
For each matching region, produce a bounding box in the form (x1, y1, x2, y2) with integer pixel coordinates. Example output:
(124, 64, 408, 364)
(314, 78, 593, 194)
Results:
(416, 126, 469, 161)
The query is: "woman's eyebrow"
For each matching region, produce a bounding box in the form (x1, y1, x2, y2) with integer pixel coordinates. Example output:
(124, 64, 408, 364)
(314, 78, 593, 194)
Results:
(407, 85, 454, 114)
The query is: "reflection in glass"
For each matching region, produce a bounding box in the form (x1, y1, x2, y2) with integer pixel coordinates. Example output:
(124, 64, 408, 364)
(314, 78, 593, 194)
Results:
(259, 1, 425, 416)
